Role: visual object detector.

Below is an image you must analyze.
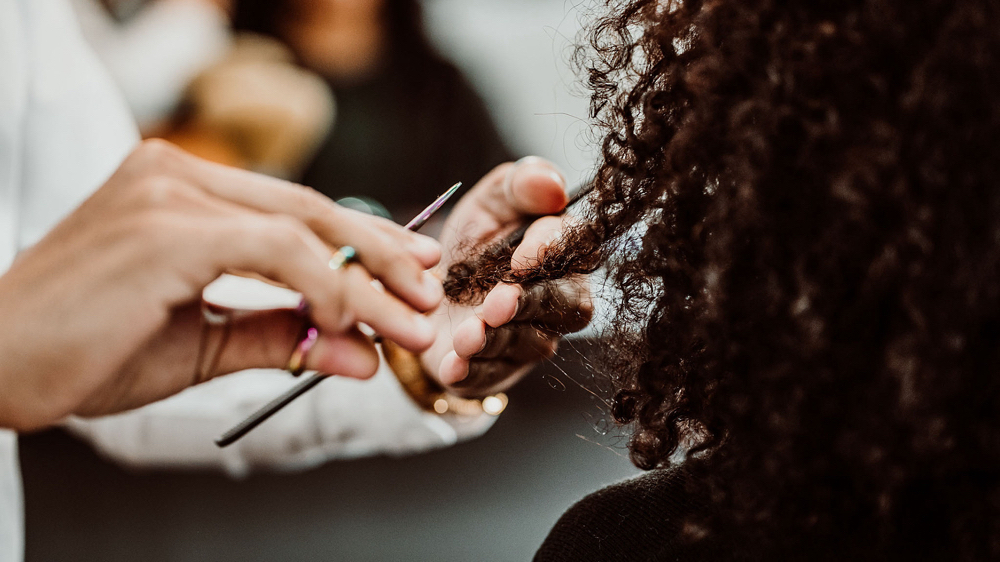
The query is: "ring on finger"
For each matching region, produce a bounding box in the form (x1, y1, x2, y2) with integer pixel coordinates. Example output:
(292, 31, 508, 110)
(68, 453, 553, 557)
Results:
(286, 326, 319, 376)
(328, 246, 358, 270)
(194, 302, 234, 385)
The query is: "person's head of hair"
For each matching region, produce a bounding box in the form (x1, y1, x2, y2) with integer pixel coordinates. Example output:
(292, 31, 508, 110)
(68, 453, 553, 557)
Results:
(447, 0, 1000, 556)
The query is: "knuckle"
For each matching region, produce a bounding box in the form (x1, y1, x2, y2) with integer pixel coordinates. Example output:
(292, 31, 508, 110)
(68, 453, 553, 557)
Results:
(132, 138, 184, 169)
(489, 162, 516, 179)
(343, 263, 369, 283)
(380, 246, 412, 273)
(226, 215, 282, 259)
(354, 237, 393, 270)
(310, 265, 362, 332)
(287, 181, 331, 221)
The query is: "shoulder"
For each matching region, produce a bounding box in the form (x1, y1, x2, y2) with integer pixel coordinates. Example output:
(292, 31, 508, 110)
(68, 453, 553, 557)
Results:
(534, 468, 708, 562)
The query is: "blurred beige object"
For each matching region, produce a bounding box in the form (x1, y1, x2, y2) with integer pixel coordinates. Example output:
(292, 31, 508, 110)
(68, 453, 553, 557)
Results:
(178, 34, 335, 178)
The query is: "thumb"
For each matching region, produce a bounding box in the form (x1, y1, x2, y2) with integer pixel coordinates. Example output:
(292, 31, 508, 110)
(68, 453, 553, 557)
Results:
(502, 156, 569, 218)
(467, 157, 569, 228)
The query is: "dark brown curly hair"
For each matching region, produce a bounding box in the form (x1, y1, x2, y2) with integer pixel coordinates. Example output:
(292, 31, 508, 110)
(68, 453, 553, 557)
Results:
(448, 0, 1000, 557)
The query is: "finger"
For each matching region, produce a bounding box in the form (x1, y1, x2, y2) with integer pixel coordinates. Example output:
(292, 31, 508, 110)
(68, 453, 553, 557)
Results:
(209, 310, 381, 379)
(132, 140, 443, 311)
(482, 278, 593, 334)
(476, 324, 559, 362)
(481, 283, 521, 327)
(451, 313, 558, 362)
(107, 305, 379, 415)
(365, 211, 442, 267)
(503, 156, 569, 216)
(438, 351, 470, 386)
(441, 320, 556, 391)
(326, 209, 444, 310)
(332, 264, 437, 352)
(452, 315, 488, 358)
(202, 214, 435, 351)
(450, 158, 568, 240)
(511, 278, 594, 332)
(452, 358, 536, 398)
(306, 329, 380, 379)
(485, 157, 568, 219)
(511, 215, 567, 270)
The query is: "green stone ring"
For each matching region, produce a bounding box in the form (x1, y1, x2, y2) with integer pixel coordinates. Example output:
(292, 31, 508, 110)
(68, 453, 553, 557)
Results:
(328, 246, 357, 270)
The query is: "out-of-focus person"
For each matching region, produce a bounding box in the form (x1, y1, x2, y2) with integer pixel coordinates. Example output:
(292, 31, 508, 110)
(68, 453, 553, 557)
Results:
(232, 0, 515, 219)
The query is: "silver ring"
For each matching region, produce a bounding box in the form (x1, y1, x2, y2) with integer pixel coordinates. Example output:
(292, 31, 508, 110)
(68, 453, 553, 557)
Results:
(201, 303, 231, 326)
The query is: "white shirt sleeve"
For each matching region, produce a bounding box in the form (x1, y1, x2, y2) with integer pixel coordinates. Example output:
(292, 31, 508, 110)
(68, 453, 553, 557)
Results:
(65, 276, 498, 477)
(65, 363, 497, 478)
(1, 2, 138, 560)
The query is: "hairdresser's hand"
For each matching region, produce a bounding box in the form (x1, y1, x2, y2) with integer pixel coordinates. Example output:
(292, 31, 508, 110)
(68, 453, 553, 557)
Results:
(0, 140, 441, 431)
(421, 158, 593, 398)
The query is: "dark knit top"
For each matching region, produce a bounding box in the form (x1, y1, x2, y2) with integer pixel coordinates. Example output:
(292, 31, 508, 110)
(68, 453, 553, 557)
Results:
(534, 469, 743, 562)
(534, 467, 979, 561)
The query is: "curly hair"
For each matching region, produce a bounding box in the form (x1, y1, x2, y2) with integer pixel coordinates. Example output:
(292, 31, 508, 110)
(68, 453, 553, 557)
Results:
(449, 0, 1000, 556)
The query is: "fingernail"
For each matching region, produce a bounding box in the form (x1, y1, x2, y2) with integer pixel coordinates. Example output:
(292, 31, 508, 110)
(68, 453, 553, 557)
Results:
(547, 170, 565, 188)
(440, 352, 469, 385)
(500, 284, 521, 324)
(506, 301, 520, 325)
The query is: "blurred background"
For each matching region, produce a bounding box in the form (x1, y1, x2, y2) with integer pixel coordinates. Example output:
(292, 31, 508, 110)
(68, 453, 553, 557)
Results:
(22, 349, 640, 562)
(20, 0, 638, 560)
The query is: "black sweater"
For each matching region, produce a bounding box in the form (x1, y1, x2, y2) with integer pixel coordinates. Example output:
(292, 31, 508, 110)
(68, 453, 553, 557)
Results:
(534, 467, 976, 561)
(534, 469, 742, 562)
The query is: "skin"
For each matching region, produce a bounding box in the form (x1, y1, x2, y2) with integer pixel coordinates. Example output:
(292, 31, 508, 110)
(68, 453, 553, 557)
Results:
(0, 141, 589, 430)
(0, 140, 440, 430)
(282, 0, 387, 81)
(422, 157, 593, 397)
